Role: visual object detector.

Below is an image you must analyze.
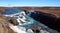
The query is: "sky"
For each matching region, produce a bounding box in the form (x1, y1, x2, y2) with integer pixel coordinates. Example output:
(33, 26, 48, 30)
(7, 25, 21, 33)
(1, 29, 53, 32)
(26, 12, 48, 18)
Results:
(0, 0, 60, 7)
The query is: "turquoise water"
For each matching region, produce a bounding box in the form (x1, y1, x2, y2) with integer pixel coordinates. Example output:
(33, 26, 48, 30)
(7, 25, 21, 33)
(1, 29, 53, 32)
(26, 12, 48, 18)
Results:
(17, 16, 59, 33)
(2, 9, 59, 33)
(18, 15, 47, 30)
(18, 15, 40, 31)
(18, 16, 35, 28)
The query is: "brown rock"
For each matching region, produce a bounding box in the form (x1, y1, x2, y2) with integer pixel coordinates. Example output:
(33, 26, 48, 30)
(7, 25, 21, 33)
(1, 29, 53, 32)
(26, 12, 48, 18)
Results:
(0, 17, 16, 33)
(30, 25, 41, 33)
(0, 15, 19, 33)
(31, 25, 41, 31)
(0, 14, 19, 25)
(20, 7, 60, 18)
(9, 18, 19, 25)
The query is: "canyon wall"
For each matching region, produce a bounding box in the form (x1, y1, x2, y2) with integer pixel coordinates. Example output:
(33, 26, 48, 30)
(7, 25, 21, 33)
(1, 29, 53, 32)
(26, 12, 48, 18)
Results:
(0, 7, 60, 32)
(0, 7, 60, 18)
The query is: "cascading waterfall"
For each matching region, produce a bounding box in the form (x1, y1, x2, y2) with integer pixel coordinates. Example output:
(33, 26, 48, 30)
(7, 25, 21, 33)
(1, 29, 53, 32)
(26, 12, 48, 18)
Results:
(2, 9, 59, 33)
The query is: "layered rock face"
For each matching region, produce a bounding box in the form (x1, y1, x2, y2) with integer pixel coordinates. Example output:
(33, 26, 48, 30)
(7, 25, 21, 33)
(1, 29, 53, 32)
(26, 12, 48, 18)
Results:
(20, 7, 60, 32)
(29, 11, 60, 32)
(0, 7, 60, 32)
(0, 15, 18, 33)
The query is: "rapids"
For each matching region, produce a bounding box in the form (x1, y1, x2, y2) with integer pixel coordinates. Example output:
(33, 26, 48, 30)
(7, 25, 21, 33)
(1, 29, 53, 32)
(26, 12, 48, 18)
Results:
(1, 9, 59, 33)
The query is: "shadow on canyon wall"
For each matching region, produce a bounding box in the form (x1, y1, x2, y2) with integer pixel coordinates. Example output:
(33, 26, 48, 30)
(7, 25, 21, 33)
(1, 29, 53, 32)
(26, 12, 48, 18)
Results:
(0, 7, 60, 32)
(29, 11, 60, 32)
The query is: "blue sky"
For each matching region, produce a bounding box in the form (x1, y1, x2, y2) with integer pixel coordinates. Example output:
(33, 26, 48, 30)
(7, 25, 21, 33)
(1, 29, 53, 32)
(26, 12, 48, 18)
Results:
(0, 0, 60, 7)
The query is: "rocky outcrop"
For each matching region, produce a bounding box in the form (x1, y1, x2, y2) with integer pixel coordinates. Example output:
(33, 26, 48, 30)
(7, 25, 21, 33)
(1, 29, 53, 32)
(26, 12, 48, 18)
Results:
(9, 17, 19, 25)
(31, 25, 41, 33)
(20, 7, 60, 32)
(0, 7, 60, 32)
(0, 15, 17, 33)
(20, 7, 60, 18)
(37, 11, 60, 32)
(0, 14, 19, 25)
(30, 11, 60, 32)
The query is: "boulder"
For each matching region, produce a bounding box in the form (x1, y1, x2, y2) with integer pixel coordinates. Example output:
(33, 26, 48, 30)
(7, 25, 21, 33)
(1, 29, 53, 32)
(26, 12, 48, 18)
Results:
(9, 17, 19, 25)
(30, 25, 41, 33)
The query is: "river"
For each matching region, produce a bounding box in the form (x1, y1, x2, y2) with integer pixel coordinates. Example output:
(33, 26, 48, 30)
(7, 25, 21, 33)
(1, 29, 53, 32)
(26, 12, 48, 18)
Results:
(1, 9, 59, 33)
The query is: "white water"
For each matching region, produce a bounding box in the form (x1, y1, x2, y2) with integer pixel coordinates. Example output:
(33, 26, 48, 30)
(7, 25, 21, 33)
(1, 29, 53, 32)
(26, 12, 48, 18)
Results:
(9, 23, 26, 33)
(4, 12, 20, 17)
(3, 10, 59, 33)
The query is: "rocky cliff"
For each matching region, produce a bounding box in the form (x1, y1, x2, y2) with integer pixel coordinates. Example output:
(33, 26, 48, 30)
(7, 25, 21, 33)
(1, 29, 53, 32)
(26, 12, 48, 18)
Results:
(0, 7, 60, 32)
(0, 14, 18, 33)
(20, 7, 60, 32)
